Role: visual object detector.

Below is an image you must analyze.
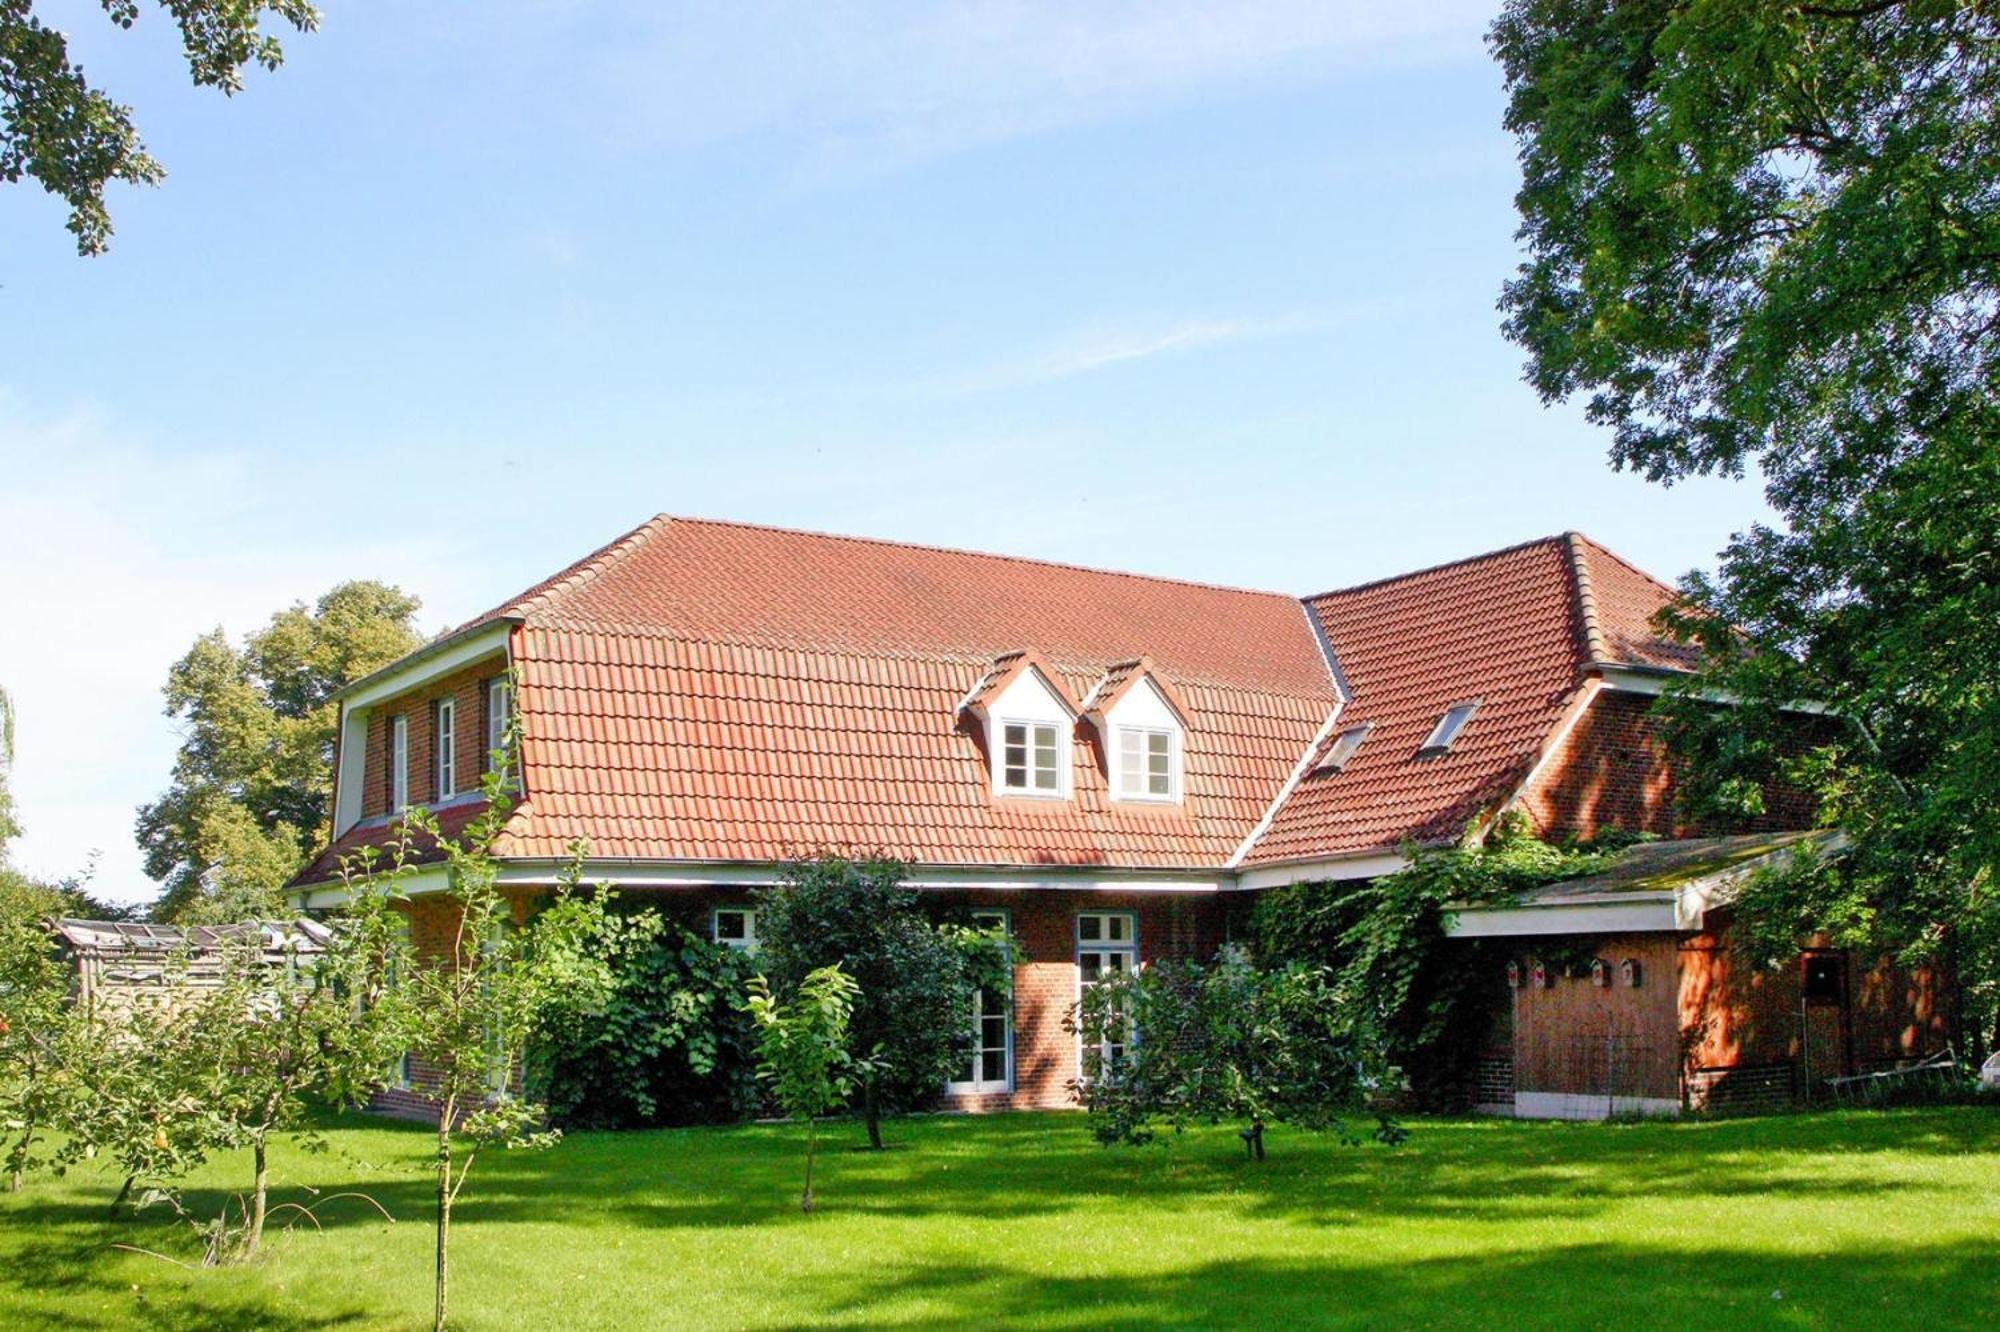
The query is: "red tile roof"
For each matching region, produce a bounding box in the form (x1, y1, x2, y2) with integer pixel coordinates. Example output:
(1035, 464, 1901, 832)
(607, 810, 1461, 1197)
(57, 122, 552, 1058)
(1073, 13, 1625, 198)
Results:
(297, 517, 1700, 884)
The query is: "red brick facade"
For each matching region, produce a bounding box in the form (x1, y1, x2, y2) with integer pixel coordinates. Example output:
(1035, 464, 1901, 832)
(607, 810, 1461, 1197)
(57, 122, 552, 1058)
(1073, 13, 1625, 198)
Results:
(357, 655, 509, 821)
(1514, 690, 1821, 844)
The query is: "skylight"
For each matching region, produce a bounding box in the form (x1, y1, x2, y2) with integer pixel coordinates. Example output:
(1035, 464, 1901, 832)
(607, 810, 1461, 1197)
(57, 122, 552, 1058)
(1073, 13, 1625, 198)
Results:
(1419, 701, 1479, 755)
(1317, 722, 1372, 773)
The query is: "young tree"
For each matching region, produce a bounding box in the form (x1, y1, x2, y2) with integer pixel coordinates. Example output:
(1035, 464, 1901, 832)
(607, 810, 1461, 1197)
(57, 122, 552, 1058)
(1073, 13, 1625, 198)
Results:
(1493, 2, 2000, 1040)
(756, 855, 975, 1150)
(2, 1, 321, 254)
(139, 581, 423, 922)
(378, 771, 615, 1332)
(0, 881, 78, 1190)
(744, 965, 861, 1214)
(1071, 947, 1397, 1159)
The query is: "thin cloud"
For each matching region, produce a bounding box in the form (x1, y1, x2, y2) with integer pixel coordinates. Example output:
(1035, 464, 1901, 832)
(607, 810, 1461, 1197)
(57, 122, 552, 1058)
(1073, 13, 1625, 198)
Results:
(585, 1, 1493, 174)
(928, 310, 1331, 395)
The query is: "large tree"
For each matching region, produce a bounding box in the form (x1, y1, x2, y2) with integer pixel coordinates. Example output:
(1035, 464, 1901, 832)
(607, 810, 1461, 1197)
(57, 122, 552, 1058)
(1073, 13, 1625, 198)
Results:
(3, 0, 319, 254)
(138, 580, 422, 922)
(0, 685, 18, 855)
(1493, 2, 2000, 1037)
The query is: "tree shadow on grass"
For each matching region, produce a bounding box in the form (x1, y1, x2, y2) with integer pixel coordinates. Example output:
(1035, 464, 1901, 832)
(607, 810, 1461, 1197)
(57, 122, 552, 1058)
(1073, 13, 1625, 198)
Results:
(771, 1238, 1999, 1330)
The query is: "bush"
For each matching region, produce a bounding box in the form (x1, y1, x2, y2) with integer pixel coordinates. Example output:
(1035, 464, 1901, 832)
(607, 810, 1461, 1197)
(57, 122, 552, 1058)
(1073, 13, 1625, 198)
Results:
(527, 911, 761, 1129)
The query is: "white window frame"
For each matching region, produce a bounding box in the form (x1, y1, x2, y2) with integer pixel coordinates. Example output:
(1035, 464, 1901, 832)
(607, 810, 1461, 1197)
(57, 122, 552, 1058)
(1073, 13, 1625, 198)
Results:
(1419, 700, 1479, 755)
(485, 677, 511, 772)
(389, 713, 409, 813)
(947, 910, 1013, 1095)
(1114, 725, 1179, 802)
(1076, 911, 1139, 1079)
(993, 718, 1068, 797)
(1317, 722, 1372, 773)
(712, 906, 758, 953)
(435, 697, 457, 799)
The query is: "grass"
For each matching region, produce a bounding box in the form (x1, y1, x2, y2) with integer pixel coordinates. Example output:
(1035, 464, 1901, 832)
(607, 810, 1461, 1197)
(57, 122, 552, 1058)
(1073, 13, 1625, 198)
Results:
(1, 1106, 1996, 1329)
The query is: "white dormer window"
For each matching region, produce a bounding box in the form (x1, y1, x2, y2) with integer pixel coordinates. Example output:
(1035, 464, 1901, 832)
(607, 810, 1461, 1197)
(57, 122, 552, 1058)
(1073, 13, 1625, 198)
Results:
(1419, 700, 1479, 755)
(1115, 726, 1176, 800)
(999, 721, 1064, 794)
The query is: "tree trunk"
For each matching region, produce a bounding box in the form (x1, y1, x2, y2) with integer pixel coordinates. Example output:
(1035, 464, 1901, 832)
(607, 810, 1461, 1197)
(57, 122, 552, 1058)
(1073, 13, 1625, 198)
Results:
(863, 1078, 883, 1151)
(435, 1100, 454, 1332)
(244, 1139, 270, 1256)
(1244, 1119, 1265, 1161)
(8, 1120, 30, 1192)
(108, 1172, 136, 1218)
(801, 1120, 817, 1215)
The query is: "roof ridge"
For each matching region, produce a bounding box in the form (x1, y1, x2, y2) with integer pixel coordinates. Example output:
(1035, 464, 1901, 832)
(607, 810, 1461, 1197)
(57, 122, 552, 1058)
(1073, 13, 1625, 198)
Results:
(1563, 531, 1610, 661)
(504, 514, 675, 621)
(1570, 530, 1684, 601)
(513, 621, 1334, 698)
(657, 514, 1301, 602)
(1298, 533, 1568, 602)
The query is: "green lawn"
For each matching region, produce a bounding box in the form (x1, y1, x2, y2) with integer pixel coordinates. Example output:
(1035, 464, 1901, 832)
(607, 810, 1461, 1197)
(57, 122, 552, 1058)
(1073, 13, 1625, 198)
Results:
(1, 1107, 1995, 1329)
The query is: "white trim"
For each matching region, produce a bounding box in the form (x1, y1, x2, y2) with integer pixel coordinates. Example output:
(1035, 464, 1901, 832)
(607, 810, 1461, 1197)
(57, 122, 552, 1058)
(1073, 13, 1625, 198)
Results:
(1512, 1091, 1680, 1121)
(294, 859, 1231, 908)
(1229, 851, 1408, 891)
(332, 704, 370, 837)
(1592, 663, 1832, 714)
(434, 696, 458, 800)
(993, 717, 1070, 798)
(1225, 705, 1345, 868)
(946, 908, 1013, 1096)
(1446, 896, 1681, 937)
(390, 713, 409, 814)
(485, 677, 511, 769)
(1113, 724, 1179, 803)
(710, 904, 758, 952)
(341, 624, 511, 711)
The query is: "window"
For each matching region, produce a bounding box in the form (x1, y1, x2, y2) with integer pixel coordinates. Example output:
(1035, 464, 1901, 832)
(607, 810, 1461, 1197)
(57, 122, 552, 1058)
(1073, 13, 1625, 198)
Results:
(1077, 912, 1138, 1077)
(484, 677, 512, 772)
(949, 910, 1012, 1093)
(1418, 700, 1479, 755)
(998, 720, 1064, 795)
(1317, 722, 1372, 773)
(1115, 726, 1176, 800)
(1802, 953, 1844, 1003)
(386, 915, 412, 1088)
(389, 714, 409, 813)
(713, 907, 758, 952)
(434, 697, 457, 799)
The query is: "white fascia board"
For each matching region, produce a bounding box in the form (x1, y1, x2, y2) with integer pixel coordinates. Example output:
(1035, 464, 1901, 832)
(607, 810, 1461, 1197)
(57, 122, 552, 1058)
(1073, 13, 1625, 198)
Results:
(298, 860, 1227, 909)
(1593, 663, 1832, 715)
(1229, 851, 1407, 892)
(1445, 895, 1681, 937)
(293, 866, 451, 911)
(343, 623, 513, 712)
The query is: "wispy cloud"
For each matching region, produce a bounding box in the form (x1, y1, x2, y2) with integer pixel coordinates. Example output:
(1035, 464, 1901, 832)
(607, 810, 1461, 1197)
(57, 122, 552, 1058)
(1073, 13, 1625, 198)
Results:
(926, 309, 1331, 395)
(583, 1, 1493, 175)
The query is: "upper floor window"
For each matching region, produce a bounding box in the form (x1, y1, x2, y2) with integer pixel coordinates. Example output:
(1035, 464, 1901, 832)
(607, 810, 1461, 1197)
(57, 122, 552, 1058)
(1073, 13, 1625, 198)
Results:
(1418, 700, 1478, 755)
(484, 677, 512, 772)
(435, 697, 457, 799)
(389, 714, 409, 813)
(998, 720, 1065, 795)
(1115, 726, 1176, 800)
(713, 907, 758, 952)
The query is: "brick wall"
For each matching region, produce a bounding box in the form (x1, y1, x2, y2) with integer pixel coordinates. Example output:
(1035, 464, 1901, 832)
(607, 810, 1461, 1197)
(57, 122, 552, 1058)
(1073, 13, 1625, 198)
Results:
(357, 654, 509, 819)
(1515, 690, 1821, 844)
(1473, 1051, 1515, 1110)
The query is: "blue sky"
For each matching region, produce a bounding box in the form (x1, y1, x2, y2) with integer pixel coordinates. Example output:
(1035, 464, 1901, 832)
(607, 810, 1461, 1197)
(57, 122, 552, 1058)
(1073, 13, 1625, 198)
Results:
(0, 2, 1774, 903)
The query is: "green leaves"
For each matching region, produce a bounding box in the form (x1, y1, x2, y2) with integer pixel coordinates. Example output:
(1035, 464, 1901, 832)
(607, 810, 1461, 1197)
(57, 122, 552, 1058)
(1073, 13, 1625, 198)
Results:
(1496, 0, 2000, 1041)
(1, 1, 320, 254)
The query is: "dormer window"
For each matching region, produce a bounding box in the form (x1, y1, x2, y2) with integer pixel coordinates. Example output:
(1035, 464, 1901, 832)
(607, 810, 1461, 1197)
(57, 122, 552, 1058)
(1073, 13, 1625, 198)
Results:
(1000, 721, 1064, 794)
(961, 650, 1080, 801)
(1317, 722, 1371, 773)
(1419, 700, 1478, 755)
(1115, 726, 1176, 800)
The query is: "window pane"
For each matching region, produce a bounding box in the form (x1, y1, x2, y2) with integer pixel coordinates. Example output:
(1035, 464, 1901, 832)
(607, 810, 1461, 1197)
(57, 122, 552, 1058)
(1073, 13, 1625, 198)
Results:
(1080, 953, 1101, 981)
(981, 1048, 1007, 1082)
(1147, 731, 1170, 761)
(1079, 915, 1101, 942)
(1107, 916, 1128, 943)
(1032, 725, 1059, 789)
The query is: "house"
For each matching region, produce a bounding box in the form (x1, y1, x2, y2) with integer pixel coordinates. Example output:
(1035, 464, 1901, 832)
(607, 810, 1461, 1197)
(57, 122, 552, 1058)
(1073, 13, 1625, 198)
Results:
(287, 516, 1947, 1118)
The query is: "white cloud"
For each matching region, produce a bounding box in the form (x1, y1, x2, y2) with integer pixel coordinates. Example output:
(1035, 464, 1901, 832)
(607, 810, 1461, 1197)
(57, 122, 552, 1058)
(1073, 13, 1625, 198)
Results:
(0, 399, 468, 908)
(588, 0, 1493, 173)
(925, 308, 1337, 395)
